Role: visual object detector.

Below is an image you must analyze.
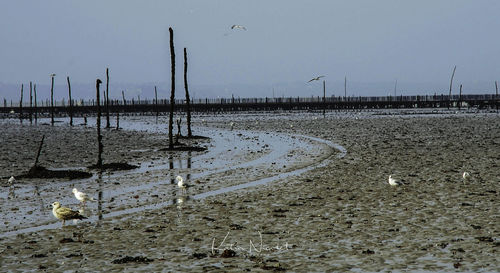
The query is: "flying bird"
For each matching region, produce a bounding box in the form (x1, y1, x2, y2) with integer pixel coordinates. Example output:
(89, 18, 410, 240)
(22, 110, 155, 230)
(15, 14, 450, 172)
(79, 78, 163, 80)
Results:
(231, 24, 247, 30)
(307, 76, 325, 83)
(72, 188, 95, 205)
(388, 175, 403, 186)
(52, 201, 87, 226)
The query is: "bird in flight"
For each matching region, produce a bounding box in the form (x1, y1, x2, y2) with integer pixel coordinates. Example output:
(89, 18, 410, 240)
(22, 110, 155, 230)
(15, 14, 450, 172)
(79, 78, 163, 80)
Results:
(231, 25, 247, 31)
(307, 76, 325, 83)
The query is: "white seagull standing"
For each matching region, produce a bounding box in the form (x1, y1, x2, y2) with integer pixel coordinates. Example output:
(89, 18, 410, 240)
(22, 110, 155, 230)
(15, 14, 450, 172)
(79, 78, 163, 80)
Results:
(231, 24, 247, 30)
(307, 76, 325, 83)
(462, 171, 471, 184)
(72, 188, 95, 205)
(8, 176, 15, 185)
(388, 175, 403, 186)
(176, 175, 188, 194)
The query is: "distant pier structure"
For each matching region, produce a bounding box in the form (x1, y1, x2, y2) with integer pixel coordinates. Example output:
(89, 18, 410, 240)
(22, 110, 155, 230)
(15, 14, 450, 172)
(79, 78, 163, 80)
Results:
(2, 94, 499, 117)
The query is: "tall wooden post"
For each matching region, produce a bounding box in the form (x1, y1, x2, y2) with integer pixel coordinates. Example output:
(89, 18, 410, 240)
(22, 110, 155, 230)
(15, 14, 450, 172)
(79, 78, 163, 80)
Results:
(67, 76, 73, 126)
(50, 74, 55, 125)
(34, 84, 37, 124)
(155, 86, 158, 119)
(96, 79, 103, 167)
(458, 84, 462, 110)
(448, 65, 456, 109)
(122, 90, 126, 106)
(29, 82, 33, 124)
(184, 47, 192, 137)
(495, 81, 498, 112)
(19, 84, 23, 123)
(322, 80, 326, 117)
(344, 76, 347, 98)
(168, 27, 175, 149)
(105, 68, 110, 128)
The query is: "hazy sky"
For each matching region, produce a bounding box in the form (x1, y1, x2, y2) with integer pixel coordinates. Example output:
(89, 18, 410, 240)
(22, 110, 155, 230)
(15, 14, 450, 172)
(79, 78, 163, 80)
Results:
(1, 0, 500, 99)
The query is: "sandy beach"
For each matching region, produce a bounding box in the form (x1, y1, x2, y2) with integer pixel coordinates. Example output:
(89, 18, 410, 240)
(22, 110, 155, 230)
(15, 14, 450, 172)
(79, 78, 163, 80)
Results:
(0, 111, 499, 272)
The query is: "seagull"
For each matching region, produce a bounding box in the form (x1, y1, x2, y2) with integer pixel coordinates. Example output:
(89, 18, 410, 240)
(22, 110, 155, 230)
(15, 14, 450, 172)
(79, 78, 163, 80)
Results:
(8, 176, 15, 185)
(307, 76, 325, 83)
(72, 188, 95, 205)
(388, 175, 403, 186)
(231, 24, 247, 30)
(176, 175, 188, 194)
(462, 171, 471, 184)
(52, 201, 87, 226)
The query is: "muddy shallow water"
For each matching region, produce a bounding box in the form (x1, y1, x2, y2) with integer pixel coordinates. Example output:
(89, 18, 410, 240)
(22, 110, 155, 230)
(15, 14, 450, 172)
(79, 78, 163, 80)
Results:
(0, 110, 499, 272)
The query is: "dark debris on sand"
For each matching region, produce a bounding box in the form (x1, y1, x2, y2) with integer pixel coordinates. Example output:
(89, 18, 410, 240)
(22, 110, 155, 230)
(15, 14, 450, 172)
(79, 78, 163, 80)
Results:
(111, 256, 154, 264)
(88, 162, 139, 171)
(19, 165, 92, 180)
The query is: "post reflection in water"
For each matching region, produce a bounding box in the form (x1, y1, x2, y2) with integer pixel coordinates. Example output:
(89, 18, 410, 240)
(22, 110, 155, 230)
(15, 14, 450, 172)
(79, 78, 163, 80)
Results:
(33, 184, 44, 211)
(97, 172, 103, 222)
(8, 185, 16, 200)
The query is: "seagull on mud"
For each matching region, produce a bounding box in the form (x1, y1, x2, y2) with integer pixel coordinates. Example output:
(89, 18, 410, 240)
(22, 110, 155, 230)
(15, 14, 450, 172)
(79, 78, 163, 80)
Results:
(231, 24, 247, 31)
(462, 171, 471, 184)
(388, 175, 404, 186)
(52, 201, 87, 226)
(8, 176, 15, 185)
(307, 76, 325, 83)
(176, 175, 188, 194)
(72, 188, 95, 205)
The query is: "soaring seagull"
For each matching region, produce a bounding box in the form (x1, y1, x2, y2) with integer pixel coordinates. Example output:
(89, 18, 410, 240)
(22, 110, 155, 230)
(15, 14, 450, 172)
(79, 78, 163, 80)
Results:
(231, 25, 247, 30)
(307, 76, 325, 83)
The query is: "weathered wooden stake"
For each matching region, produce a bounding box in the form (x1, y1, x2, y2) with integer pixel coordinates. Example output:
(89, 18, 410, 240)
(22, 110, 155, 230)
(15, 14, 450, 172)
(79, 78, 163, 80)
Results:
(33, 135, 45, 168)
(105, 68, 110, 129)
(458, 84, 462, 110)
(34, 84, 37, 124)
(495, 81, 498, 112)
(448, 65, 456, 109)
(116, 111, 120, 130)
(155, 86, 158, 119)
(19, 84, 23, 123)
(322, 80, 326, 117)
(184, 47, 192, 137)
(344, 76, 347, 98)
(168, 27, 175, 149)
(29, 82, 33, 124)
(50, 74, 55, 125)
(67, 76, 73, 126)
(122, 90, 126, 106)
(96, 79, 103, 167)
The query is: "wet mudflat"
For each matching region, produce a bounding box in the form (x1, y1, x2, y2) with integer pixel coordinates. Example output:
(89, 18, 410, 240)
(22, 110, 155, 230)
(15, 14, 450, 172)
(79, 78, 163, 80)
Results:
(0, 111, 499, 272)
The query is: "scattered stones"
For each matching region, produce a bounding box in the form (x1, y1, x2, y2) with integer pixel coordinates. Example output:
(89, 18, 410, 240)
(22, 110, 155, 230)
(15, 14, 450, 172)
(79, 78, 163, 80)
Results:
(362, 249, 375, 255)
(192, 252, 207, 259)
(59, 238, 75, 243)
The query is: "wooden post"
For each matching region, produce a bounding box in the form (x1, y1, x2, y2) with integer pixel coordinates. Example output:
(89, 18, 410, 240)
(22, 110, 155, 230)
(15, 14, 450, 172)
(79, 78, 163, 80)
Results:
(122, 90, 126, 106)
(105, 68, 110, 129)
(448, 65, 456, 109)
(29, 82, 33, 124)
(19, 84, 23, 123)
(495, 81, 498, 112)
(344, 76, 347, 99)
(394, 79, 397, 97)
(184, 47, 192, 137)
(33, 135, 45, 167)
(155, 86, 158, 119)
(96, 79, 103, 167)
(458, 84, 462, 110)
(322, 80, 326, 117)
(168, 27, 175, 149)
(67, 76, 73, 126)
(34, 84, 37, 124)
(50, 74, 55, 125)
